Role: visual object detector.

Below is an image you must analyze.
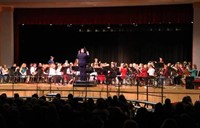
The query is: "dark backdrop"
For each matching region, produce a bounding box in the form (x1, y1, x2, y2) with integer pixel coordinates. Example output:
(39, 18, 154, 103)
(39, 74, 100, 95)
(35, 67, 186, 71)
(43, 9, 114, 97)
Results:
(19, 24, 192, 65)
(14, 5, 193, 65)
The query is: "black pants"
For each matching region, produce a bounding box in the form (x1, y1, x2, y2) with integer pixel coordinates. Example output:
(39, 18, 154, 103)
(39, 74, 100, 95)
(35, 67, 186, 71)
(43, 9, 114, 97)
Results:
(174, 75, 182, 85)
(79, 66, 87, 81)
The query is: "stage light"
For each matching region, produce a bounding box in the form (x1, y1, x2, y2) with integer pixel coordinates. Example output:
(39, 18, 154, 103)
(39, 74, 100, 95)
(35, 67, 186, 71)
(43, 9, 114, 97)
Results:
(175, 28, 180, 31)
(134, 24, 138, 27)
(166, 28, 170, 31)
(86, 29, 91, 32)
(95, 29, 99, 32)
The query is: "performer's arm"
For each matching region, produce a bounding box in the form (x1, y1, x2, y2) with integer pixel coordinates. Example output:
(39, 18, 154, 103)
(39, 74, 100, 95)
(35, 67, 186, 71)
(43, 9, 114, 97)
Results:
(86, 51, 89, 56)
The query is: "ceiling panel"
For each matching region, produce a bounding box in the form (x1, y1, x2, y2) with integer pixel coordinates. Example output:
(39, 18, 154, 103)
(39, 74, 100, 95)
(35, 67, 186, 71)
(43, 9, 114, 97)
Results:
(0, 0, 199, 8)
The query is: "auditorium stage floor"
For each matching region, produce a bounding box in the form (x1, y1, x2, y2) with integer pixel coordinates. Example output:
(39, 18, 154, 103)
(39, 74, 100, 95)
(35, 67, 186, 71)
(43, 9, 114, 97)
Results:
(0, 83, 200, 104)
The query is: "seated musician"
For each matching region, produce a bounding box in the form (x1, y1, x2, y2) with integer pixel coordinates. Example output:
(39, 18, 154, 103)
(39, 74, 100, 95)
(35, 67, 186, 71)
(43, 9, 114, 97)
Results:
(55, 63, 63, 85)
(72, 65, 79, 81)
(60, 63, 68, 85)
(43, 63, 56, 83)
(19, 63, 28, 83)
(172, 63, 184, 86)
(120, 63, 128, 85)
(95, 63, 106, 84)
(147, 64, 156, 86)
(66, 63, 75, 84)
(157, 64, 168, 87)
(136, 63, 148, 86)
(188, 64, 198, 79)
(93, 58, 100, 68)
(128, 63, 139, 85)
(86, 63, 97, 81)
(105, 62, 120, 85)
(35, 63, 44, 83)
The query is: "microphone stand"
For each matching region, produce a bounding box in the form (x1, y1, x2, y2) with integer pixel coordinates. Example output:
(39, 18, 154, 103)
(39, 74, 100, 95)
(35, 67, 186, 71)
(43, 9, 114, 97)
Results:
(36, 74, 39, 95)
(117, 81, 121, 97)
(12, 75, 15, 96)
(136, 81, 139, 100)
(146, 79, 149, 101)
(161, 82, 164, 103)
(106, 81, 109, 98)
(85, 71, 90, 101)
(49, 75, 52, 94)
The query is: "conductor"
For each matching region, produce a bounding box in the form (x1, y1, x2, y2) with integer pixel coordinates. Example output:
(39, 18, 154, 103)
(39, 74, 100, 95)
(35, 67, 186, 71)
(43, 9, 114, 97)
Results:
(77, 47, 90, 81)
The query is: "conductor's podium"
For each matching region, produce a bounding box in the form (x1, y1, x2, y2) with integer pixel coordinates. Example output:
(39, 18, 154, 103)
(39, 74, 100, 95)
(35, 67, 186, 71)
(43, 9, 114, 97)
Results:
(73, 80, 97, 87)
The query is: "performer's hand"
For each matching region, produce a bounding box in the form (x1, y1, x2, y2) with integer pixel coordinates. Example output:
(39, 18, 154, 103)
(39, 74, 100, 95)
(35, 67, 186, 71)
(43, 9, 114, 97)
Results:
(86, 51, 89, 55)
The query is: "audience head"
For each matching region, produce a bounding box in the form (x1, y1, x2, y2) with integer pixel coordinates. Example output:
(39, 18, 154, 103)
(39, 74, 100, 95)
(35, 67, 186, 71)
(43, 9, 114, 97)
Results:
(165, 98, 171, 105)
(160, 118, 178, 128)
(123, 119, 139, 128)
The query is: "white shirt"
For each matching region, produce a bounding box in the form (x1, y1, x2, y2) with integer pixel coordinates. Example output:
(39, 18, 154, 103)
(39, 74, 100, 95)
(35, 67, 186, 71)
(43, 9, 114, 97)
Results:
(147, 67, 155, 76)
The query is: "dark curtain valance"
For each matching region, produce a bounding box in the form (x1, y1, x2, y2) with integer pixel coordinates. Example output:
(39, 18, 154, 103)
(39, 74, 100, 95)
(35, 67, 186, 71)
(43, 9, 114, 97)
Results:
(14, 4, 193, 25)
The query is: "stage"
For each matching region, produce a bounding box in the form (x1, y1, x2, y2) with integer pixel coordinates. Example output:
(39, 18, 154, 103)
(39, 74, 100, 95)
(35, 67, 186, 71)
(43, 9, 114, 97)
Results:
(0, 83, 200, 104)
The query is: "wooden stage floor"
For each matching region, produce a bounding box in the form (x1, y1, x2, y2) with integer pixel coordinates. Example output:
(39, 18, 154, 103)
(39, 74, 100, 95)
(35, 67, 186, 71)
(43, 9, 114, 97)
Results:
(0, 83, 200, 104)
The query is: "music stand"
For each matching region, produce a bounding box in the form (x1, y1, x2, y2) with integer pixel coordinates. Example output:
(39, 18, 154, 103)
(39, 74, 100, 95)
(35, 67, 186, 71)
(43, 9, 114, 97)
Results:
(48, 75, 54, 94)
(136, 80, 139, 100)
(102, 66, 110, 97)
(116, 75, 123, 97)
(94, 68, 102, 74)
(73, 66, 96, 101)
(154, 62, 164, 69)
(11, 75, 15, 96)
(72, 66, 80, 81)
(72, 66, 79, 71)
(36, 74, 40, 94)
